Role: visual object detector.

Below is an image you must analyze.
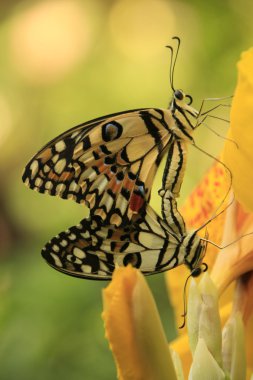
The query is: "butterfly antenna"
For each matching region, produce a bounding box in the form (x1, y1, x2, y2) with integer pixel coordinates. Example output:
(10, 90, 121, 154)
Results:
(166, 36, 181, 92)
(166, 43, 175, 91)
(171, 36, 181, 90)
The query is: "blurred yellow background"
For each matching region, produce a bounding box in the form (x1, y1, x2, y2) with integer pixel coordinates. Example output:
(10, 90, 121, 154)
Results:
(0, 0, 252, 379)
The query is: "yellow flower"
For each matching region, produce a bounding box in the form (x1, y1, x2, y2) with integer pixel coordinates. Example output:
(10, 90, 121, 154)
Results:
(223, 47, 253, 213)
(102, 266, 247, 379)
(169, 46, 253, 378)
(102, 265, 177, 380)
(102, 47, 253, 379)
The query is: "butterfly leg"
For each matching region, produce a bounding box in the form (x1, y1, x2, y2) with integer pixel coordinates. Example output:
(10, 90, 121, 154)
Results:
(197, 96, 232, 117)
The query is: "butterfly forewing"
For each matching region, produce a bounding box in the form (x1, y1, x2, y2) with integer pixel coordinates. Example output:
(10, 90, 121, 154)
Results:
(23, 108, 172, 227)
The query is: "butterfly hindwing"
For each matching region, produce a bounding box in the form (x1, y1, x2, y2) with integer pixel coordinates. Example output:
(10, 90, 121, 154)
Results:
(23, 108, 172, 226)
(42, 218, 115, 280)
(41, 204, 185, 280)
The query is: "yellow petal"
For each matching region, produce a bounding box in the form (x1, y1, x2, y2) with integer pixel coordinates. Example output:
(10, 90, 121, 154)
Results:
(233, 272, 253, 324)
(170, 348, 185, 380)
(102, 266, 177, 380)
(222, 312, 246, 380)
(211, 200, 253, 294)
(233, 273, 253, 373)
(187, 279, 201, 354)
(171, 302, 232, 379)
(189, 338, 225, 380)
(197, 274, 222, 367)
(245, 312, 253, 374)
(223, 48, 253, 212)
(170, 333, 192, 379)
(181, 162, 228, 232)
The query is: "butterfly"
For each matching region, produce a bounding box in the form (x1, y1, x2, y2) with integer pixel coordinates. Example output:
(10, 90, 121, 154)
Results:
(22, 37, 210, 279)
(41, 190, 207, 280)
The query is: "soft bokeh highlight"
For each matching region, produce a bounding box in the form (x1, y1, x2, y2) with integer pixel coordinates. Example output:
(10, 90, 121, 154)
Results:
(1, 0, 253, 379)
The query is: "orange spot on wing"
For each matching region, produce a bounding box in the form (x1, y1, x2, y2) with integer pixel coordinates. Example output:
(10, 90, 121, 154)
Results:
(38, 148, 52, 163)
(47, 171, 60, 180)
(110, 177, 122, 193)
(75, 240, 90, 248)
(46, 170, 74, 182)
(59, 171, 74, 181)
(124, 177, 135, 191)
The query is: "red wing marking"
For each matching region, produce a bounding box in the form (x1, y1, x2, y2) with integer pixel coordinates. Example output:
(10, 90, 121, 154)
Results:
(129, 193, 145, 213)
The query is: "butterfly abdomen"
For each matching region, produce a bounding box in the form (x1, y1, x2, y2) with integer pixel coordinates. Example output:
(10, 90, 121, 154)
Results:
(180, 232, 206, 272)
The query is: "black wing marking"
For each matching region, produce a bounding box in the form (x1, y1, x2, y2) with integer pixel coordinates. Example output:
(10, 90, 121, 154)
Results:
(23, 108, 172, 226)
(41, 204, 184, 280)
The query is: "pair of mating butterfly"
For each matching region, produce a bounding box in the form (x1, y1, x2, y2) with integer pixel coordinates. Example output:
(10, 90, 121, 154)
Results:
(22, 37, 229, 280)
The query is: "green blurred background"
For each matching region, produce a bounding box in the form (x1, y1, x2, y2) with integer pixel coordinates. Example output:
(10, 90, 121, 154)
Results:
(0, 0, 252, 379)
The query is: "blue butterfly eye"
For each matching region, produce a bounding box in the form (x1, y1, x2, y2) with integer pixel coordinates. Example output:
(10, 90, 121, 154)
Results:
(102, 122, 122, 141)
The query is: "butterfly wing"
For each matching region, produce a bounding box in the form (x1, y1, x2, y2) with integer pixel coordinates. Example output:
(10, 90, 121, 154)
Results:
(41, 203, 183, 280)
(22, 108, 172, 226)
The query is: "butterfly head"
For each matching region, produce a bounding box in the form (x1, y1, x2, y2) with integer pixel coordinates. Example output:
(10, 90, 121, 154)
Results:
(172, 89, 199, 118)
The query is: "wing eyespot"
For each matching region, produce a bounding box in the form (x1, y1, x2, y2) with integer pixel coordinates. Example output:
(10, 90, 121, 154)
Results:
(102, 122, 123, 142)
(123, 253, 141, 268)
